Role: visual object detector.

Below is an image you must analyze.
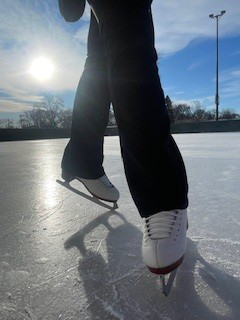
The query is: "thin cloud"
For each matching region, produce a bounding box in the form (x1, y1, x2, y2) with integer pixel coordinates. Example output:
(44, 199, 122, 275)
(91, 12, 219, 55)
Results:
(229, 48, 240, 56)
(174, 91, 184, 95)
(152, 0, 240, 54)
(217, 66, 240, 98)
(74, 24, 90, 44)
(0, 0, 87, 112)
(173, 95, 215, 106)
(1, 0, 240, 114)
(222, 77, 240, 99)
(0, 99, 33, 113)
(188, 60, 204, 71)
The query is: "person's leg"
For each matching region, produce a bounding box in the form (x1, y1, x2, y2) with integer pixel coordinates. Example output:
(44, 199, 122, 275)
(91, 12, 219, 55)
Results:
(88, 0, 188, 217)
(62, 10, 110, 179)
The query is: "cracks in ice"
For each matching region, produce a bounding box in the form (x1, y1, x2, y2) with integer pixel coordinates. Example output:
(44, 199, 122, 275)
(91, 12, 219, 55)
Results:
(87, 294, 124, 320)
(85, 265, 146, 307)
(96, 239, 103, 253)
(30, 263, 79, 289)
(124, 300, 150, 320)
(0, 194, 69, 242)
(24, 307, 38, 320)
(0, 303, 37, 320)
(191, 235, 240, 246)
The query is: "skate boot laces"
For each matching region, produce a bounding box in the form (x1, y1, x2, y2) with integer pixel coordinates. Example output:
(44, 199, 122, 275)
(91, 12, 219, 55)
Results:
(144, 210, 179, 241)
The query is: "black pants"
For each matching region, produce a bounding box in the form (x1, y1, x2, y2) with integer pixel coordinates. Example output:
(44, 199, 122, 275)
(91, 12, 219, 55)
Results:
(62, 0, 189, 217)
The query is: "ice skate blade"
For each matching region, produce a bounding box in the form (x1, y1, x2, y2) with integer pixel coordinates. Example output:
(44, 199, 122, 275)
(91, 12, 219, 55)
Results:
(159, 269, 178, 297)
(61, 171, 119, 203)
(147, 254, 185, 275)
(56, 179, 118, 210)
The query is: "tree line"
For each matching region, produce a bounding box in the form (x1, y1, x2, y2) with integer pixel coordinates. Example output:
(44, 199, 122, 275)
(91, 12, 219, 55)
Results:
(0, 95, 239, 129)
(165, 96, 240, 123)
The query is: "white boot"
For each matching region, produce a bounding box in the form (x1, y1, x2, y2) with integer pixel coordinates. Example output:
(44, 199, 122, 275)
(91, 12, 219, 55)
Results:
(142, 209, 188, 274)
(62, 170, 119, 202)
(77, 174, 119, 203)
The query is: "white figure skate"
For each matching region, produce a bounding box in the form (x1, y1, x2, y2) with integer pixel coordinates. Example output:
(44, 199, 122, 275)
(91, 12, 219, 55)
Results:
(142, 208, 188, 296)
(62, 170, 120, 203)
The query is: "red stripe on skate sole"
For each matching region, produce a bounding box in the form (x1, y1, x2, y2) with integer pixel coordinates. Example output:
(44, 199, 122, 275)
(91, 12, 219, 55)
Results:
(147, 254, 185, 275)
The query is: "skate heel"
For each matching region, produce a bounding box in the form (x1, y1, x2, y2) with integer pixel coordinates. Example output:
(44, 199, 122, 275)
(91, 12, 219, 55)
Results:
(147, 254, 185, 275)
(62, 170, 74, 183)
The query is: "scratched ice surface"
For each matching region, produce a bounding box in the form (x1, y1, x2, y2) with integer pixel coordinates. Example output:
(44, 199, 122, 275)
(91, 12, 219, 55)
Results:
(0, 132, 240, 320)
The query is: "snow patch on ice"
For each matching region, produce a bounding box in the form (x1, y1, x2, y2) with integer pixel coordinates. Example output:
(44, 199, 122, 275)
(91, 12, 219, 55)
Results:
(194, 271, 232, 317)
(5, 270, 30, 284)
(103, 303, 124, 320)
(4, 253, 11, 257)
(6, 292, 13, 299)
(50, 229, 70, 237)
(24, 306, 38, 320)
(1, 261, 9, 268)
(108, 215, 125, 229)
(0, 302, 31, 319)
(191, 236, 240, 246)
(35, 258, 50, 264)
(94, 294, 124, 320)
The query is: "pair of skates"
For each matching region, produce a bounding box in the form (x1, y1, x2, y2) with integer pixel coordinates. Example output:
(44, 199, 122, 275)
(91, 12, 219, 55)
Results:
(61, 171, 188, 297)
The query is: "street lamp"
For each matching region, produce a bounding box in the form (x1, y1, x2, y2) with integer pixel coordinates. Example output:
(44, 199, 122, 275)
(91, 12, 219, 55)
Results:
(209, 10, 226, 121)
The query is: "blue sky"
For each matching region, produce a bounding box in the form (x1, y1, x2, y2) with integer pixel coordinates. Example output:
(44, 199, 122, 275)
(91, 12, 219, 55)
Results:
(0, 0, 240, 121)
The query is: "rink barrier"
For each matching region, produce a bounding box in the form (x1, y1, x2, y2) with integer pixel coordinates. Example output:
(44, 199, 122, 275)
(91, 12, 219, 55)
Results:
(170, 119, 240, 134)
(0, 119, 240, 141)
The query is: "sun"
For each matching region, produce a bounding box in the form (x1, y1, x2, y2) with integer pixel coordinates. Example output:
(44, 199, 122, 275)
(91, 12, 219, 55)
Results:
(30, 57, 54, 81)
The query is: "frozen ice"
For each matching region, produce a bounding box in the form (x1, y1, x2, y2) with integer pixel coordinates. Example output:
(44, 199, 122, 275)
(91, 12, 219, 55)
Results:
(0, 132, 240, 319)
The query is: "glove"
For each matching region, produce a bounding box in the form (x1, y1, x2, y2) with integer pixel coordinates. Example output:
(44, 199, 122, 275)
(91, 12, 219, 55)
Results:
(58, 0, 86, 22)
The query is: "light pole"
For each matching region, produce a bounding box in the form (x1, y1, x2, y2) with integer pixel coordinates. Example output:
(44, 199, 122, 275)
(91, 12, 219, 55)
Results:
(209, 10, 226, 121)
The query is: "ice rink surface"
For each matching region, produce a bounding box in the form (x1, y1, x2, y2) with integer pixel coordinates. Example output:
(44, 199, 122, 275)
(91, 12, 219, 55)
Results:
(0, 132, 240, 320)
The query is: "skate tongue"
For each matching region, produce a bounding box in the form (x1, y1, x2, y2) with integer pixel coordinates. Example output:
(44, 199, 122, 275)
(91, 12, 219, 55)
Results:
(146, 210, 178, 240)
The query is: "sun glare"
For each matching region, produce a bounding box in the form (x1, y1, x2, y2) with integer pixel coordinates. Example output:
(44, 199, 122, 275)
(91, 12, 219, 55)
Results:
(30, 57, 54, 81)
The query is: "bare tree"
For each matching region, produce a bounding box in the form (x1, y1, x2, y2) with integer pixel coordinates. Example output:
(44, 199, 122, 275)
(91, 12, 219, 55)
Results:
(191, 101, 206, 122)
(20, 108, 46, 128)
(58, 109, 73, 128)
(204, 109, 215, 120)
(219, 108, 240, 120)
(0, 118, 15, 128)
(172, 103, 192, 122)
(19, 114, 32, 128)
(19, 95, 65, 128)
(37, 95, 64, 127)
